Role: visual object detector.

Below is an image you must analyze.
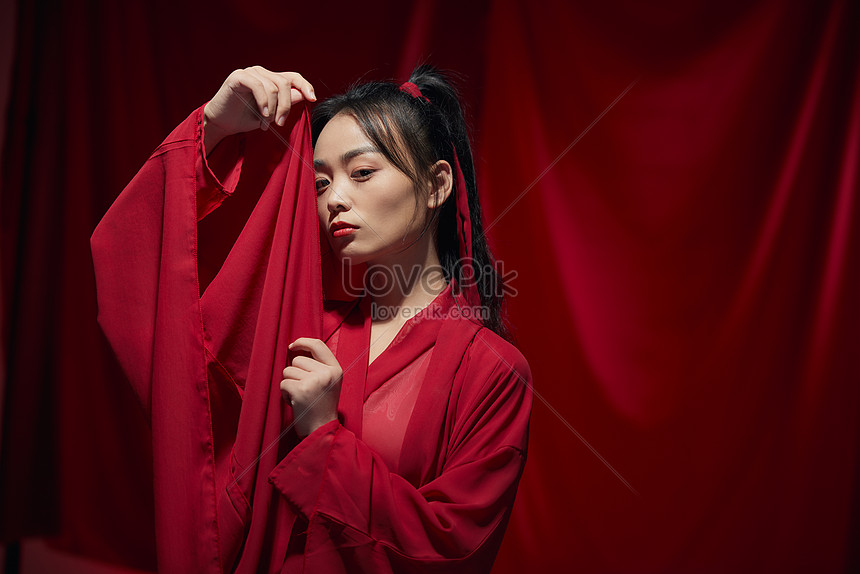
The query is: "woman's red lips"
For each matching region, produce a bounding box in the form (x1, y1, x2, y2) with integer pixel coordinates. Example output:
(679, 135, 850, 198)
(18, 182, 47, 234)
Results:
(330, 221, 359, 237)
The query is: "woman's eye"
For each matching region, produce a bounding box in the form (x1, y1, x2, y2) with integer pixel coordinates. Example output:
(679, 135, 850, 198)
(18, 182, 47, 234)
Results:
(353, 169, 375, 180)
(315, 179, 330, 194)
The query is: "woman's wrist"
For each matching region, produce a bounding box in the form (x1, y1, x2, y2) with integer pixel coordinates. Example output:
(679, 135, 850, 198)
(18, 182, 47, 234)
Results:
(202, 107, 228, 156)
(295, 414, 337, 440)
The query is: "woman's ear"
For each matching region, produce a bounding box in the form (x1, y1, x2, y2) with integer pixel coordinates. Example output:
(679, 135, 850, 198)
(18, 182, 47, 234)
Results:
(427, 160, 453, 210)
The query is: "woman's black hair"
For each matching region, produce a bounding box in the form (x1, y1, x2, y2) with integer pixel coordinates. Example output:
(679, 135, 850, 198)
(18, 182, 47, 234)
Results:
(311, 65, 512, 342)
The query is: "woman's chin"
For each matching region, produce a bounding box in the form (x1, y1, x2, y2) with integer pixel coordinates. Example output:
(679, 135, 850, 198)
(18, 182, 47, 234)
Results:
(330, 241, 393, 268)
(333, 249, 370, 267)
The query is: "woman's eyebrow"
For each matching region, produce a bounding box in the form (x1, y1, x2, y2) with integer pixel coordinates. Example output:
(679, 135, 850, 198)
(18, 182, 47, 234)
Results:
(314, 146, 380, 170)
(341, 146, 380, 163)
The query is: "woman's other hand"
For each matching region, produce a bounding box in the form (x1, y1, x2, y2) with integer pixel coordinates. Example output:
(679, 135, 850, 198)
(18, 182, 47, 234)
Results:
(203, 67, 316, 154)
(281, 337, 343, 438)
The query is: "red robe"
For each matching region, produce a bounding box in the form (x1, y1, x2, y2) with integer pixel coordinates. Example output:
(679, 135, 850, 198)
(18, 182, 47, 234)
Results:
(91, 103, 533, 573)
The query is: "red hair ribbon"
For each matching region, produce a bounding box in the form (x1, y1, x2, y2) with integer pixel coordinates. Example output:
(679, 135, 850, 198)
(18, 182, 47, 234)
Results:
(399, 81, 431, 103)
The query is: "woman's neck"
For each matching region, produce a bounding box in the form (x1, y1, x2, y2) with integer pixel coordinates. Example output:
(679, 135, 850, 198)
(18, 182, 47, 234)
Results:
(365, 238, 447, 322)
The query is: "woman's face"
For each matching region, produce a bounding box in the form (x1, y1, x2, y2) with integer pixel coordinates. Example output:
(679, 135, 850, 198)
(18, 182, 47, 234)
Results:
(314, 113, 428, 266)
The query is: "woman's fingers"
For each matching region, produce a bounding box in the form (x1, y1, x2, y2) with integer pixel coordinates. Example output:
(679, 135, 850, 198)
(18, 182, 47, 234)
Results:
(245, 67, 279, 130)
(281, 338, 342, 398)
(280, 351, 340, 404)
(281, 337, 341, 435)
(272, 74, 294, 127)
(289, 354, 330, 375)
(286, 72, 316, 104)
(205, 67, 316, 148)
(233, 71, 272, 126)
(288, 337, 339, 368)
(281, 365, 307, 380)
(270, 72, 315, 126)
(246, 69, 317, 128)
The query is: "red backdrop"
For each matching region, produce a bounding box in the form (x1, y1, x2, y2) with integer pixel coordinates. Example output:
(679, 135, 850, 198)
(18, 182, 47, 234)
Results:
(2, 0, 859, 572)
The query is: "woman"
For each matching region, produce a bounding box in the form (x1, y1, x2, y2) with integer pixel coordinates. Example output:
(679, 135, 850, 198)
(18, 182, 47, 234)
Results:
(92, 65, 533, 573)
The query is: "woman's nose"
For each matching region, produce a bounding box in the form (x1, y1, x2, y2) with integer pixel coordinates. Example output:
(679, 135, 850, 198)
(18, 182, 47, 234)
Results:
(326, 185, 351, 213)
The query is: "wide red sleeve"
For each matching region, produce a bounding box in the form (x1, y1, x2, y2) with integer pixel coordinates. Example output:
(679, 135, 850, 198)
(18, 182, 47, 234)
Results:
(90, 103, 323, 573)
(90, 104, 244, 417)
(268, 333, 533, 573)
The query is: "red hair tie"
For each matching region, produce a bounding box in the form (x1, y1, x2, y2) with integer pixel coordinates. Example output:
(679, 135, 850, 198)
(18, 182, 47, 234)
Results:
(399, 81, 431, 103)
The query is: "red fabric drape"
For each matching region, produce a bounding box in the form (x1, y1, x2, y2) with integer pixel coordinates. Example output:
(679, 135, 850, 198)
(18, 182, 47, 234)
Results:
(89, 103, 326, 572)
(2, 0, 858, 572)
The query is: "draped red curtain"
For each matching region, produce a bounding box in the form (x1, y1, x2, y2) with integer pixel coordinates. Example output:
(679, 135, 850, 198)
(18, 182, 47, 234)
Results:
(2, 0, 858, 572)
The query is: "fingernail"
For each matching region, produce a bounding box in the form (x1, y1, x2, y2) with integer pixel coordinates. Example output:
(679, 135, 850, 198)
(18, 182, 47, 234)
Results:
(310, 89, 316, 101)
(278, 116, 285, 126)
(263, 106, 269, 116)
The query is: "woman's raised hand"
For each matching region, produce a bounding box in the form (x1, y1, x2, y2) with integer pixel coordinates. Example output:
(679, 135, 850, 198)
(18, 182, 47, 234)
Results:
(281, 337, 343, 438)
(203, 67, 316, 154)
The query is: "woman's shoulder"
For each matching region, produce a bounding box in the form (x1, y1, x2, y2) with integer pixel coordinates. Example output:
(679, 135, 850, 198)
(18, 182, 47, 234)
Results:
(467, 326, 532, 380)
(451, 324, 533, 414)
(448, 325, 534, 448)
